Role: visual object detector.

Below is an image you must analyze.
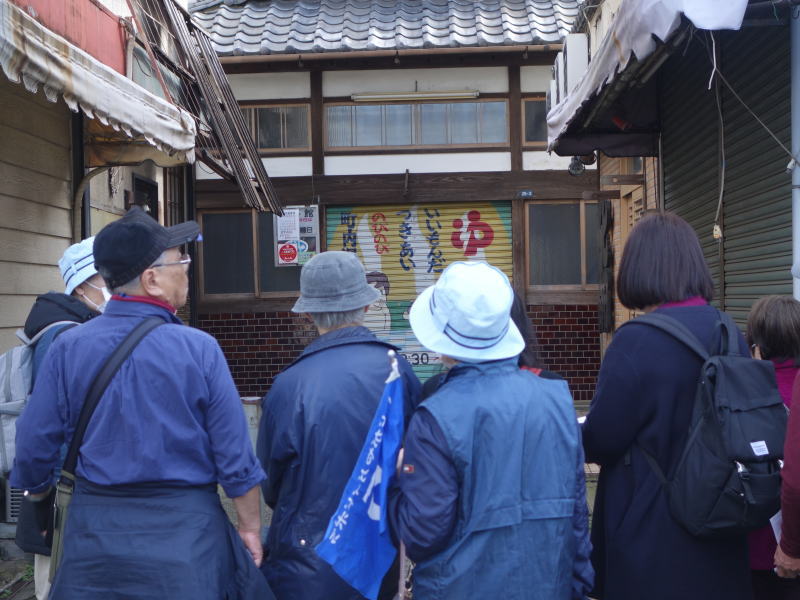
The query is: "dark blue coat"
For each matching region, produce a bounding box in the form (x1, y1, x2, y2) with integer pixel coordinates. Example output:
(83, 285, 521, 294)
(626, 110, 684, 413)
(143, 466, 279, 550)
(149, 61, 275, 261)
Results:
(257, 326, 421, 600)
(582, 305, 752, 600)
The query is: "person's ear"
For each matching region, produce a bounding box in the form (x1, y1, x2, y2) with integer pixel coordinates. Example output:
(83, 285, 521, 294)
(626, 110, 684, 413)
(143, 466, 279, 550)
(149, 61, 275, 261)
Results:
(140, 268, 162, 297)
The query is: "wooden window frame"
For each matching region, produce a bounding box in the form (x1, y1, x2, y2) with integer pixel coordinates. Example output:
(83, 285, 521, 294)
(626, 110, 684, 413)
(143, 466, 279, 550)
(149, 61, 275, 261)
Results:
(240, 102, 312, 155)
(323, 99, 510, 152)
(196, 208, 307, 306)
(521, 94, 547, 150)
(524, 199, 601, 304)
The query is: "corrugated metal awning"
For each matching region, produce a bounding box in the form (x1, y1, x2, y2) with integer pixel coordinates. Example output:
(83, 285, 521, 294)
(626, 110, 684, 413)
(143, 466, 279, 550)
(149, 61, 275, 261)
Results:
(0, 0, 196, 165)
(546, 0, 749, 157)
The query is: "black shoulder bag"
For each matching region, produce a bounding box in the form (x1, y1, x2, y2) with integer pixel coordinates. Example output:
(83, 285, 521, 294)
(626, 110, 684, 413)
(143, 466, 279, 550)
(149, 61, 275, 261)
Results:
(49, 317, 163, 581)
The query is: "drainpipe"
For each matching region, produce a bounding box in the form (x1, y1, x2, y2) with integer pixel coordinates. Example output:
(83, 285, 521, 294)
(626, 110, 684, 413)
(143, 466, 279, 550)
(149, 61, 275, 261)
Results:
(793, 15, 800, 299)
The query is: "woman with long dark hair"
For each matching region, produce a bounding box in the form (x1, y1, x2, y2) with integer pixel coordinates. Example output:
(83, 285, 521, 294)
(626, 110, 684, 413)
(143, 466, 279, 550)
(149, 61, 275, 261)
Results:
(582, 212, 751, 600)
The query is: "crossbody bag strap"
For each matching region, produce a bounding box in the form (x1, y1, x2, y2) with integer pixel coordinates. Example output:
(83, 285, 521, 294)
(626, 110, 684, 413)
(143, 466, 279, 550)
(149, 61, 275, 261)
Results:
(59, 317, 164, 484)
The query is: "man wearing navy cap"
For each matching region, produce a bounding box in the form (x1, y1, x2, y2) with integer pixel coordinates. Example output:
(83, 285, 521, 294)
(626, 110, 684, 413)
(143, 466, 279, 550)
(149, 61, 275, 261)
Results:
(12, 207, 272, 600)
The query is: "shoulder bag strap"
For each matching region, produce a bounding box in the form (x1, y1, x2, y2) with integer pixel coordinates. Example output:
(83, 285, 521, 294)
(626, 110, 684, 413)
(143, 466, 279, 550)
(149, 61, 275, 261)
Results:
(59, 317, 164, 485)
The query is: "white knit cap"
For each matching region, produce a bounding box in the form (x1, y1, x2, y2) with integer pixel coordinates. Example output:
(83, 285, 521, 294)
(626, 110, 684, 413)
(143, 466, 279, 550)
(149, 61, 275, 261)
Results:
(59, 237, 98, 295)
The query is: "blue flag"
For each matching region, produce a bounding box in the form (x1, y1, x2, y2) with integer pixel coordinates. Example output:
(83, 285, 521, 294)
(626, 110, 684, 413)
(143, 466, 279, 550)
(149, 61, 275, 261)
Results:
(316, 351, 405, 600)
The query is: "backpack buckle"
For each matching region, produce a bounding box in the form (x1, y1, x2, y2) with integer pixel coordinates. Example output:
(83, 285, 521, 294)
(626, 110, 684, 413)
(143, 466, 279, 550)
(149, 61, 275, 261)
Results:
(735, 461, 747, 474)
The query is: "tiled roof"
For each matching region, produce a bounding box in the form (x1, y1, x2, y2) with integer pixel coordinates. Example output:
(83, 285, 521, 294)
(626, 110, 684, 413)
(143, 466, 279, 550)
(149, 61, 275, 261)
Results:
(189, 0, 579, 56)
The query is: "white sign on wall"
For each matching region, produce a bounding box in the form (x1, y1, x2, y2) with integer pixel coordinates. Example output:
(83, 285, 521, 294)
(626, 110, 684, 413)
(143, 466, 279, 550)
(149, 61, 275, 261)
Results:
(274, 205, 319, 267)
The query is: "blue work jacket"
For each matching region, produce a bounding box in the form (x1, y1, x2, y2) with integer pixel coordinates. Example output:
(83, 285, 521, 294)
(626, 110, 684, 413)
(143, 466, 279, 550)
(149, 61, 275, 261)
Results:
(392, 358, 593, 600)
(257, 326, 421, 600)
(11, 298, 265, 498)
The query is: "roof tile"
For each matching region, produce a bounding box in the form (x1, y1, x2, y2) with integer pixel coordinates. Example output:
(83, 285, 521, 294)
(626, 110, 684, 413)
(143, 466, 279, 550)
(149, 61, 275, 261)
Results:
(190, 0, 577, 55)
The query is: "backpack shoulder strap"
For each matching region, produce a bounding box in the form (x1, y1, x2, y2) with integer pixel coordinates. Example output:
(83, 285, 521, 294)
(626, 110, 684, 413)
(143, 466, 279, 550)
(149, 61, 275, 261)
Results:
(59, 317, 163, 483)
(622, 312, 710, 361)
(716, 310, 743, 356)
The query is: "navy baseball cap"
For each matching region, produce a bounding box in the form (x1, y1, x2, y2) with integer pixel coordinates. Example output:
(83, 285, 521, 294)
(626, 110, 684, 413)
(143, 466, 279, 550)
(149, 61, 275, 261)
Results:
(94, 206, 199, 290)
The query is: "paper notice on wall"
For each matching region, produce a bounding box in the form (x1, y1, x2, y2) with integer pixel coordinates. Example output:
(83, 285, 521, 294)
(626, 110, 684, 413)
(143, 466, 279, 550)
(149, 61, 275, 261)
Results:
(276, 208, 300, 241)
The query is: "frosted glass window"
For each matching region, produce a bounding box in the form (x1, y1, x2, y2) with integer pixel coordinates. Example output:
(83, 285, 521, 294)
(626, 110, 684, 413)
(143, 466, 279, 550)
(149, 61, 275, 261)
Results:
(449, 102, 479, 144)
(480, 102, 507, 144)
(354, 105, 383, 146)
(419, 104, 448, 145)
(384, 104, 413, 145)
(327, 105, 353, 147)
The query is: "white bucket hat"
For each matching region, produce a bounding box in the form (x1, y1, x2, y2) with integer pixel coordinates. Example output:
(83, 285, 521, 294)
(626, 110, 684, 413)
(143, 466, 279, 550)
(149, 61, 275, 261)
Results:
(59, 237, 98, 295)
(409, 261, 524, 362)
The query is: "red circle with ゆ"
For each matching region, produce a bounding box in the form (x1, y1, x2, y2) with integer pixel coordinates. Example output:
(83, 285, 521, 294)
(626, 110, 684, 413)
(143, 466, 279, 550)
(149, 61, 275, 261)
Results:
(279, 243, 298, 262)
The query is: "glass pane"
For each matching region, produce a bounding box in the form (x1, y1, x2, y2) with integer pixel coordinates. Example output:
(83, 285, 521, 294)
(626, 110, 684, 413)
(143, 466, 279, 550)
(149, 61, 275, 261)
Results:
(257, 107, 282, 148)
(630, 156, 643, 173)
(354, 105, 383, 146)
(524, 100, 547, 143)
(584, 203, 601, 285)
(202, 213, 254, 294)
(384, 104, 413, 145)
(257, 213, 301, 292)
(326, 105, 353, 147)
(528, 204, 581, 285)
(419, 104, 447, 145)
(480, 102, 507, 144)
(284, 106, 309, 148)
(240, 108, 255, 143)
(449, 102, 479, 144)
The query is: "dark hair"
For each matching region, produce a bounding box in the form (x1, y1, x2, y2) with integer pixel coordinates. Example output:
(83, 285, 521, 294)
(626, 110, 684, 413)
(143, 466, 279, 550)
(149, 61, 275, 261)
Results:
(746, 296, 800, 363)
(366, 271, 390, 296)
(510, 292, 544, 369)
(617, 212, 714, 310)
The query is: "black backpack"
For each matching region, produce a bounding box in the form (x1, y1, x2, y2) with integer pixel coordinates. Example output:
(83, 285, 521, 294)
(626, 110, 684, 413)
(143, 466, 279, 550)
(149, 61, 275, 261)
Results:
(627, 310, 788, 538)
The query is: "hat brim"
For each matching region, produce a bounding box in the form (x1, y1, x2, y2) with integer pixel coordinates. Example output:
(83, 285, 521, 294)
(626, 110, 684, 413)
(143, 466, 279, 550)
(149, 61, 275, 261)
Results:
(166, 221, 200, 247)
(292, 284, 381, 313)
(408, 285, 525, 361)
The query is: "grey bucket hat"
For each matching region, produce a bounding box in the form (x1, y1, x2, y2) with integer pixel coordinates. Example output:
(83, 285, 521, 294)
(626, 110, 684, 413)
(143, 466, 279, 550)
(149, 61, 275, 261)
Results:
(292, 251, 381, 313)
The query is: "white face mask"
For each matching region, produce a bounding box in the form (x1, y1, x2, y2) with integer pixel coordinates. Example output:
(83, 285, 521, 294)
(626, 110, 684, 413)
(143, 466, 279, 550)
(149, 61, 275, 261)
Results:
(84, 280, 111, 313)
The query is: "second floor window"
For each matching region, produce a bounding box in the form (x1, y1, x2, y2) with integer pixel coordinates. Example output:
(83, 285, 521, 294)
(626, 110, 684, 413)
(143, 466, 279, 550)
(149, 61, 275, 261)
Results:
(325, 100, 508, 149)
(241, 105, 310, 151)
(523, 97, 547, 146)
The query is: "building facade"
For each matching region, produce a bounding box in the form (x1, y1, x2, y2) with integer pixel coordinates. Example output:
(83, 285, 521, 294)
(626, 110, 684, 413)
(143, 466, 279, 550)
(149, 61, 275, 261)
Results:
(190, 0, 603, 409)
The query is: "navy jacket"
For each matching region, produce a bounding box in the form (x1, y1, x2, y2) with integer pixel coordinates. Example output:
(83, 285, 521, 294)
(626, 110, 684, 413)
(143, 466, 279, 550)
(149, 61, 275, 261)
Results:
(257, 326, 421, 600)
(583, 305, 752, 600)
(390, 359, 593, 600)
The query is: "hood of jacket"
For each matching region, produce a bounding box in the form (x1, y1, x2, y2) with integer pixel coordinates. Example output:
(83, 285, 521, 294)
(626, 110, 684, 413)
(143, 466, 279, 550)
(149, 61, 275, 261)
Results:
(24, 292, 97, 338)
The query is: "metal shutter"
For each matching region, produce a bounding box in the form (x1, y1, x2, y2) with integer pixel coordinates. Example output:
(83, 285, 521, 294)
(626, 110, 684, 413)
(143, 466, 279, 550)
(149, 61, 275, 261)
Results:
(661, 34, 722, 302)
(326, 202, 513, 382)
(720, 27, 792, 324)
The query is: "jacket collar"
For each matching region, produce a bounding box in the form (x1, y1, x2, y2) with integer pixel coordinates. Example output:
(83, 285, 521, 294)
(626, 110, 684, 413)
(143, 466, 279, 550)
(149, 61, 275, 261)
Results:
(289, 326, 397, 368)
(102, 297, 183, 325)
(440, 357, 519, 384)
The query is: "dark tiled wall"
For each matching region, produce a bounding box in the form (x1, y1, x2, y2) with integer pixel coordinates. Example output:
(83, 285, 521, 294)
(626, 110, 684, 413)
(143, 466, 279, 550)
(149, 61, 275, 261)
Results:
(197, 312, 317, 398)
(527, 304, 600, 411)
(197, 305, 601, 406)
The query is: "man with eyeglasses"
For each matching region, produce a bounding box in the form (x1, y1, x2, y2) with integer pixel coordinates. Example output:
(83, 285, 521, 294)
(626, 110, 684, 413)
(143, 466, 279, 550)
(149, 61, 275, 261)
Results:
(11, 206, 272, 600)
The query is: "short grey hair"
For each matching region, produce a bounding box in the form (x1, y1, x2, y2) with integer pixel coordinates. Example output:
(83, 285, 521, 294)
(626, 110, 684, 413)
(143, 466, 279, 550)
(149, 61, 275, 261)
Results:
(310, 307, 365, 330)
(107, 250, 169, 295)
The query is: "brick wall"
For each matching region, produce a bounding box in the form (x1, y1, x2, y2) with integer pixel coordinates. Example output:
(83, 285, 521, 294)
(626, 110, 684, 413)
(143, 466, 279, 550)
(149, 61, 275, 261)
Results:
(528, 304, 600, 411)
(198, 305, 601, 408)
(197, 311, 317, 397)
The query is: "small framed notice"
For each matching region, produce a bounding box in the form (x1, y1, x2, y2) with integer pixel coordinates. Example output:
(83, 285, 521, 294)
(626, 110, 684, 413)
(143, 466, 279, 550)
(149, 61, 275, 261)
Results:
(274, 205, 319, 267)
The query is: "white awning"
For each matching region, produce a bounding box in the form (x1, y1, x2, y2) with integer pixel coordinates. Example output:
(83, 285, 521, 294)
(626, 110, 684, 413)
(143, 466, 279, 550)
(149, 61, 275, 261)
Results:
(547, 0, 749, 156)
(0, 0, 196, 165)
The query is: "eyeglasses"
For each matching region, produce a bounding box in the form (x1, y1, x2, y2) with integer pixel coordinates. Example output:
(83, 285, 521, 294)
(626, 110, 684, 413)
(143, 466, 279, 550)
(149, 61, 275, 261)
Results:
(151, 253, 191, 268)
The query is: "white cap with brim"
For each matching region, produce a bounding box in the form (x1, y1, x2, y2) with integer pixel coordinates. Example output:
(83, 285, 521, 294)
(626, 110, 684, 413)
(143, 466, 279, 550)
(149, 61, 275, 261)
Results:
(409, 261, 525, 362)
(59, 237, 98, 296)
